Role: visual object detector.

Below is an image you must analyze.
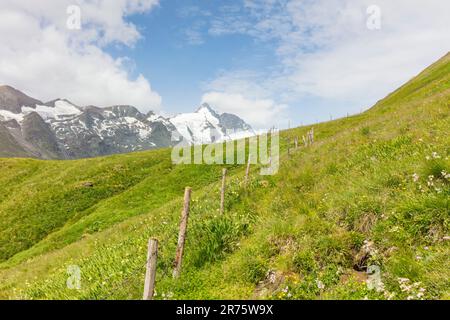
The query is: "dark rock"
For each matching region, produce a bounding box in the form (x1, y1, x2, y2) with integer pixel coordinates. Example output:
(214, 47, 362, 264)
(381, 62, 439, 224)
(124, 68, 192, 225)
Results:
(0, 85, 42, 113)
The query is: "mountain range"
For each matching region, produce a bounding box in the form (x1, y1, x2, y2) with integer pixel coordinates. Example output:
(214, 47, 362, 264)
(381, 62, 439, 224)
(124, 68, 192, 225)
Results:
(0, 85, 254, 159)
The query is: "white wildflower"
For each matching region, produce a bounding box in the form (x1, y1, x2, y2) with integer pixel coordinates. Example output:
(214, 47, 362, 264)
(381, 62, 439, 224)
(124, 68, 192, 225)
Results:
(316, 280, 325, 290)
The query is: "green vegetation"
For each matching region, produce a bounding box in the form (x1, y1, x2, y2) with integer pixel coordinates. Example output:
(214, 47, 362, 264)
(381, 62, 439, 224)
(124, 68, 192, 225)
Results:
(0, 53, 449, 300)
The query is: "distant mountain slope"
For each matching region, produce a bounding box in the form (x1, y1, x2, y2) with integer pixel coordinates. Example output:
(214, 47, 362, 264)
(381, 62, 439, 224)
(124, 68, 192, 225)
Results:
(0, 89, 254, 159)
(0, 85, 42, 113)
(0, 122, 31, 157)
(0, 53, 448, 300)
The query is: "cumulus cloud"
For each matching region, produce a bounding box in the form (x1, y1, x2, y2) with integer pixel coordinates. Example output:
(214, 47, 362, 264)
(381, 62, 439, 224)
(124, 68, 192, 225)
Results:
(202, 91, 286, 129)
(0, 0, 161, 112)
(202, 0, 450, 125)
(202, 69, 290, 128)
(282, 0, 450, 105)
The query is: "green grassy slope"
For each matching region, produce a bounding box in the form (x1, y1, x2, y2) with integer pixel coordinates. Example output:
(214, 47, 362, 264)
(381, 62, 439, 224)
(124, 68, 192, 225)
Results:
(0, 53, 448, 300)
(0, 148, 247, 265)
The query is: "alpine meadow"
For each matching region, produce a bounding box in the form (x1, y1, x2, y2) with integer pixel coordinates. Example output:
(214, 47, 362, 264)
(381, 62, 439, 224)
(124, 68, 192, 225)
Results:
(0, 52, 448, 300)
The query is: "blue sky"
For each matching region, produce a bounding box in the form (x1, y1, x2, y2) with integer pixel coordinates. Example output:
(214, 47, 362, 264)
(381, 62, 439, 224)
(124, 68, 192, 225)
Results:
(116, 0, 280, 115)
(1, 0, 449, 129)
(107, 0, 450, 128)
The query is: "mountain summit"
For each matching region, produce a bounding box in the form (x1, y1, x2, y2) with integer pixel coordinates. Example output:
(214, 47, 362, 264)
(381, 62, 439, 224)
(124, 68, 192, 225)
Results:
(0, 85, 42, 113)
(171, 102, 255, 144)
(0, 87, 254, 159)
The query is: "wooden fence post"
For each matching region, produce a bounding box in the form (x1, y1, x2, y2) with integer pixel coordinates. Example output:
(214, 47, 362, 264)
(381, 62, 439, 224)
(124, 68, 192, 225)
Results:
(245, 156, 251, 188)
(269, 128, 273, 166)
(294, 137, 298, 149)
(307, 128, 314, 145)
(220, 168, 227, 214)
(173, 187, 192, 278)
(143, 238, 158, 300)
(287, 137, 291, 156)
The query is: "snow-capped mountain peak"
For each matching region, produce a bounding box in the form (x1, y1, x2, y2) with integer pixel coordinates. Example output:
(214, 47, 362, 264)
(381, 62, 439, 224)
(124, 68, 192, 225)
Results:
(0, 86, 254, 159)
(169, 103, 254, 144)
(195, 103, 218, 115)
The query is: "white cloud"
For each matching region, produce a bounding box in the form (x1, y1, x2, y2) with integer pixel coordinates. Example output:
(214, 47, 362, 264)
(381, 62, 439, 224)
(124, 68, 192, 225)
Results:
(202, 70, 290, 128)
(185, 28, 204, 45)
(0, 0, 161, 112)
(203, 0, 450, 125)
(201, 91, 286, 129)
(282, 0, 450, 105)
(205, 70, 272, 99)
(184, 20, 207, 45)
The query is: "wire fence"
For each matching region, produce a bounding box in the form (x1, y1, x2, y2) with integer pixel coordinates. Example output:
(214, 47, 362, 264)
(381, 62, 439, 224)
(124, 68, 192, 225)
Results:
(96, 133, 310, 300)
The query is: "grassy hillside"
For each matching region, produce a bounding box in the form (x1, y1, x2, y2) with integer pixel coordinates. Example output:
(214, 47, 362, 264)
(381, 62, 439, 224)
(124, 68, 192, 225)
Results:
(0, 148, 247, 264)
(0, 53, 448, 300)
